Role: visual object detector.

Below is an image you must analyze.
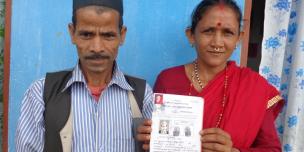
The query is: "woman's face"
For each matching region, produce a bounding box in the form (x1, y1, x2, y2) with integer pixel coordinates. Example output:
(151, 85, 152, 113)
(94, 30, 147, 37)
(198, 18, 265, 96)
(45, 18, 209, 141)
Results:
(187, 5, 241, 68)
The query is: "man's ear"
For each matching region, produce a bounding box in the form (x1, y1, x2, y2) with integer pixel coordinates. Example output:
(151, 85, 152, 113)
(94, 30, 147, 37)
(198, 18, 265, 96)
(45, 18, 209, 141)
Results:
(68, 23, 76, 44)
(185, 28, 195, 45)
(119, 26, 127, 45)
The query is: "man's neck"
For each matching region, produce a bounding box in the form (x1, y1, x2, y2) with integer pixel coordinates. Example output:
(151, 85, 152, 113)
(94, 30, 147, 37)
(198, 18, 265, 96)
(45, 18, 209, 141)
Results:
(83, 68, 113, 88)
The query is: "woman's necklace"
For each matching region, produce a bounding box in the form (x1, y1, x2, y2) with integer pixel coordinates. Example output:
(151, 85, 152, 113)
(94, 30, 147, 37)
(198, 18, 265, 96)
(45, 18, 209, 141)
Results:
(192, 60, 228, 128)
(193, 60, 206, 89)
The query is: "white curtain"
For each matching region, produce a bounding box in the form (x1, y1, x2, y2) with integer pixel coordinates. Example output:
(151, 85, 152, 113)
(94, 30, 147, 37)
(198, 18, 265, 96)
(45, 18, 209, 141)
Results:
(260, 0, 304, 151)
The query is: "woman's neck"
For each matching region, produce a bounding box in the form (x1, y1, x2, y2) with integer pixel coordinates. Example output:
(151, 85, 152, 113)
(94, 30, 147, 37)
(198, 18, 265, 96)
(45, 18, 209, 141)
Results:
(196, 60, 227, 82)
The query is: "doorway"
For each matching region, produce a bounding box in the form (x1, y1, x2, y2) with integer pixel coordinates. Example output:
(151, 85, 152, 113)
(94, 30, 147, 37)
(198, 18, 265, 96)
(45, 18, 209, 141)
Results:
(247, 0, 266, 72)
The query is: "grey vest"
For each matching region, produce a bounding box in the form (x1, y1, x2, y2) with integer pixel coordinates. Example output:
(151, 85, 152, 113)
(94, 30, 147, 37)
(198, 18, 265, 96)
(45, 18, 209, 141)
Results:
(43, 70, 145, 152)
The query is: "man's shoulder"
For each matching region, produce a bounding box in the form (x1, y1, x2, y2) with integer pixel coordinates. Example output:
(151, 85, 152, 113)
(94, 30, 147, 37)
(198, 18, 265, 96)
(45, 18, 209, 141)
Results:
(124, 74, 145, 82)
(45, 68, 73, 76)
(26, 69, 73, 98)
(23, 78, 46, 103)
(123, 74, 153, 92)
(29, 78, 46, 91)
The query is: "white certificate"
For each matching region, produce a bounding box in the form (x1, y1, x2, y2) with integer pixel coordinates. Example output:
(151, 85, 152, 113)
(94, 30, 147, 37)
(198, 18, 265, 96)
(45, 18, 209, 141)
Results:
(150, 93, 204, 152)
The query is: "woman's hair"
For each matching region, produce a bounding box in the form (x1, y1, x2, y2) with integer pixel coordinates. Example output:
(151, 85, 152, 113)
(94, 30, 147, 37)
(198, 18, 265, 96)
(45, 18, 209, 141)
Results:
(189, 0, 242, 33)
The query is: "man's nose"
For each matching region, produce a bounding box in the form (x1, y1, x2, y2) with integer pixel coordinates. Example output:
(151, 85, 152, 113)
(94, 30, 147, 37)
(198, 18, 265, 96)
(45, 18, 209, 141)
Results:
(90, 37, 104, 52)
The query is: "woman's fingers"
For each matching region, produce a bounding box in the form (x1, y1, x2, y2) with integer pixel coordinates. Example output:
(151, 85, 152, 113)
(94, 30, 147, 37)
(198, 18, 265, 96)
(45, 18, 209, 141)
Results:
(201, 133, 232, 146)
(202, 143, 231, 152)
(201, 128, 231, 139)
(200, 128, 233, 152)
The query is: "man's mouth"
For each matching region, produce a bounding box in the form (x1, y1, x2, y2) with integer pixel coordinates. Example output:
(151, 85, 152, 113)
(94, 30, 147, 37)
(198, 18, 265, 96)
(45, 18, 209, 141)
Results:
(85, 54, 110, 60)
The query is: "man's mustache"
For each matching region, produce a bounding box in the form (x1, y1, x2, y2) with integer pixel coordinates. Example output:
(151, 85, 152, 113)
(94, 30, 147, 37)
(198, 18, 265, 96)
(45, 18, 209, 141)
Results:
(84, 53, 110, 60)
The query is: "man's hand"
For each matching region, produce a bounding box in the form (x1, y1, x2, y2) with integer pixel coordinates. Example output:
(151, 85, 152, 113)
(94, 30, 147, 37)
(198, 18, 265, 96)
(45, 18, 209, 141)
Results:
(136, 119, 152, 150)
(200, 128, 239, 152)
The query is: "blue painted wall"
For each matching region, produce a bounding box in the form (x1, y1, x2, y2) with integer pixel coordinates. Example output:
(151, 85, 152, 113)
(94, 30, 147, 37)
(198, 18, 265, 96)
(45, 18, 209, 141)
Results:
(8, 0, 244, 151)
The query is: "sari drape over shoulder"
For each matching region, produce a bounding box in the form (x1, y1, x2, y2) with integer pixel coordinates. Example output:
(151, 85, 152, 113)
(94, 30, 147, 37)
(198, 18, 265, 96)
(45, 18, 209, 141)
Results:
(154, 61, 283, 148)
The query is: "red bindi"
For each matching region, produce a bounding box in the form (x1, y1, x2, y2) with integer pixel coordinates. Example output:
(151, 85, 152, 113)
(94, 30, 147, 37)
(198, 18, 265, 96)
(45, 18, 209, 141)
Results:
(217, 22, 222, 26)
(217, 0, 226, 11)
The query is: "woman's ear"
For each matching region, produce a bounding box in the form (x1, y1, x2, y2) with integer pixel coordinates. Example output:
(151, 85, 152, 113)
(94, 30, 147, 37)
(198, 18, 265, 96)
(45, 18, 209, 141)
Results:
(237, 31, 244, 44)
(185, 28, 195, 45)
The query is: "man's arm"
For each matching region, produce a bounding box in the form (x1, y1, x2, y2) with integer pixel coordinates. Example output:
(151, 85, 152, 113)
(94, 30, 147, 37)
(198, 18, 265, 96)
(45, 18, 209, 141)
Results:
(15, 79, 46, 152)
(141, 83, 154, 119)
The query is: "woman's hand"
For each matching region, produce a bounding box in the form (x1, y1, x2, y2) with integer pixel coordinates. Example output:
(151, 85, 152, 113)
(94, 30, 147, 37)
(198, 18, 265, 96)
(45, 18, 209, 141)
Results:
(200, 128, 239, 152)
(136, 119, 152, 150)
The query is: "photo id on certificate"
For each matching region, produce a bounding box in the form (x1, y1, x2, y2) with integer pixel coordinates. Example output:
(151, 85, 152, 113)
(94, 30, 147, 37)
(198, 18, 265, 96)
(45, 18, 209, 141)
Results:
(150, 93, 204, 152)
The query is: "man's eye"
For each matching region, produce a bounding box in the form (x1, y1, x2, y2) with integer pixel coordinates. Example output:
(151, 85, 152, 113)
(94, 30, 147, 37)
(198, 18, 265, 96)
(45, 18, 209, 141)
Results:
(105, 33, 115, 38)
(79, 32, 93, 39)
(102, 33, 117, 40)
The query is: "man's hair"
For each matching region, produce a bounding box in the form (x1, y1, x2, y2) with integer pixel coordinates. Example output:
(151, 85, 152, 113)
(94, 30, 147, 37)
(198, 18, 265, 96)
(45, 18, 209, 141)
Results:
(72, 6, 123, 29)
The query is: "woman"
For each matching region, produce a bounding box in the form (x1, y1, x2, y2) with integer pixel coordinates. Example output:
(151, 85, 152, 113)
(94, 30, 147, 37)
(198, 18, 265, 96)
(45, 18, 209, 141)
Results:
(137, 0, 284, 151)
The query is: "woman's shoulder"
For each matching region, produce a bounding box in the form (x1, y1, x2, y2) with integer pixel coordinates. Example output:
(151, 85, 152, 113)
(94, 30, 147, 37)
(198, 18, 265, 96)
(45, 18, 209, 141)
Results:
(158, 64, 186, 78)
(229, 61, 267, 82)
(154, 64, 190, 94)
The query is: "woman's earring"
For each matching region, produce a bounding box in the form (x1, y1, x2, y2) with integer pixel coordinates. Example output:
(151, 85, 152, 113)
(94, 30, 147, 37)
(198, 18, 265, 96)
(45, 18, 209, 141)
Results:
(191, 43, 195, 48)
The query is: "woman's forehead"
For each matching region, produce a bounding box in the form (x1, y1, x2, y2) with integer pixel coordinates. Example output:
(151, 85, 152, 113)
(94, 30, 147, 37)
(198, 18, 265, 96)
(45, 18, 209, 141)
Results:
(199, 5, 239, 27)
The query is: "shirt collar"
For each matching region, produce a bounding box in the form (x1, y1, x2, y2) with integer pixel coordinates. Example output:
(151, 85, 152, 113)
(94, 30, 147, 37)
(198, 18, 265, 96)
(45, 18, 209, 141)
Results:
(62, 61, 134, 92)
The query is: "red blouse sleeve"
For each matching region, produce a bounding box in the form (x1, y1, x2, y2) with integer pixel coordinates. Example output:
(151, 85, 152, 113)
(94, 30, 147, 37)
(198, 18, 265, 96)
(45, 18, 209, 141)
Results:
(238, 107, 282, 152)
(153, 71, 166, 93)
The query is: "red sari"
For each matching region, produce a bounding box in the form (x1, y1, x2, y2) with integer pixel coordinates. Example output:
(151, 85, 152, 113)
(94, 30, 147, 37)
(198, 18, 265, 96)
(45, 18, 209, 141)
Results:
(154, 61, 283, 151)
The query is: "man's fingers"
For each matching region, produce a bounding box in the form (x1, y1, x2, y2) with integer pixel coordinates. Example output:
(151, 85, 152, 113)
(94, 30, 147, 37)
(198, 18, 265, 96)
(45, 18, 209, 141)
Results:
(142, 119, 152, 126)
(136, 133, 150, 141)
(136, 119, 152, 143)
(137, 124, 152, 134)
(142, 143, 150, 150)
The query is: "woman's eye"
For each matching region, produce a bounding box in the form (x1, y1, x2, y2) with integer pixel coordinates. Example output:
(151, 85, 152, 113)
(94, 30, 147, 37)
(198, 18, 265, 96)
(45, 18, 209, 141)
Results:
(223, 30, 235, 36)
(201, 29, 214, 35)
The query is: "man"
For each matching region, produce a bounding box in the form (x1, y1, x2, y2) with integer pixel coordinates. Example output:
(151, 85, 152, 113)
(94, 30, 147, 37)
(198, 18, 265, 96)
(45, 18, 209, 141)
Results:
(158, 120, 169, 134)
(15, 0, 153, 151)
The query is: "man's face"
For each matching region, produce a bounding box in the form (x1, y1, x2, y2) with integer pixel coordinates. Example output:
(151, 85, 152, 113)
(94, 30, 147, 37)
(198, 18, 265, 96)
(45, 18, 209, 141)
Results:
(69, 6, 126, 75)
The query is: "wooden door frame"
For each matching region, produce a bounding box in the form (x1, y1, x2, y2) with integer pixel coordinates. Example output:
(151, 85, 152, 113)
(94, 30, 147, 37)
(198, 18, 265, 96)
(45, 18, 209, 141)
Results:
(1, 0, 252, 151)
(2, 0, 11, 151)
(241, 0, 252, 66)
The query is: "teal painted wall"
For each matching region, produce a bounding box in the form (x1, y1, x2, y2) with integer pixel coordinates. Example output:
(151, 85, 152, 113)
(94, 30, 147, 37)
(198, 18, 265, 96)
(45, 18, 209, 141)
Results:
(8, 0, 244, 151)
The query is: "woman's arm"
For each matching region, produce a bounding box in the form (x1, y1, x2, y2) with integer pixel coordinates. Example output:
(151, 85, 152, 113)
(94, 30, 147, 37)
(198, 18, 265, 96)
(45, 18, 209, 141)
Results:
(238, 108, 282, 152)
